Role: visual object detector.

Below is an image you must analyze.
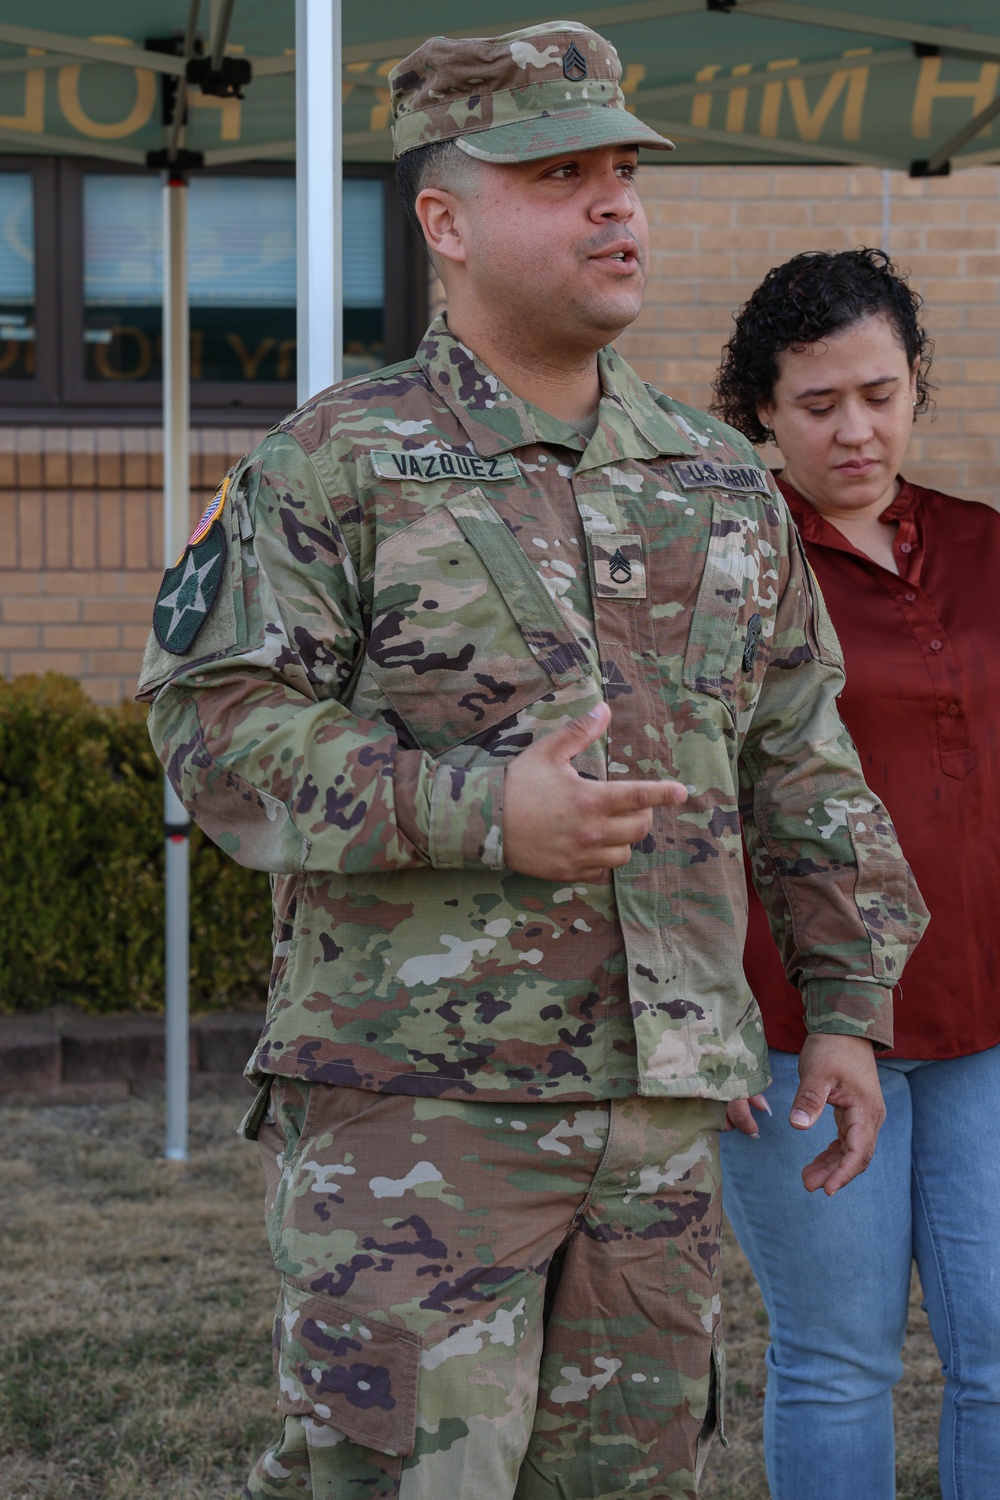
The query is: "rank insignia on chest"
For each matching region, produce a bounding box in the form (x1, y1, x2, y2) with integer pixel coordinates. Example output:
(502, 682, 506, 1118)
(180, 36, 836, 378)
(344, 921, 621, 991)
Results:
(153, 503, 227, 655)
(591, 533, 646, 599)
(671, 460, 771, 496)
(369, 449, 519, 483)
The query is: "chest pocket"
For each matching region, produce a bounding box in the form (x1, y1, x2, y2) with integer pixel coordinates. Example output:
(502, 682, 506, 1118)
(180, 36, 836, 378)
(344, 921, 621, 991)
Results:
(682, 498, 776, 706)
(366, 488, 592, 756)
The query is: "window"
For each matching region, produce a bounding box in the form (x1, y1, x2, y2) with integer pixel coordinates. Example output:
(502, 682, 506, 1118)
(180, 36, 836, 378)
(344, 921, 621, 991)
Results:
(0, 156, 425, 419)
(0, 157, 57, 403)
(0, 172, 35, 381)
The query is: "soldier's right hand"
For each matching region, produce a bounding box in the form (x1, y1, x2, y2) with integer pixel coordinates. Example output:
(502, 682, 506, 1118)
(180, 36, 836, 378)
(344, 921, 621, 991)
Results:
(502, 702, 687, 881)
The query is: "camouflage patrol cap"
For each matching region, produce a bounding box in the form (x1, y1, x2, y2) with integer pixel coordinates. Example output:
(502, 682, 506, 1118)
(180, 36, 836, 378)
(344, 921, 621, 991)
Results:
(389, 20, 674, 163)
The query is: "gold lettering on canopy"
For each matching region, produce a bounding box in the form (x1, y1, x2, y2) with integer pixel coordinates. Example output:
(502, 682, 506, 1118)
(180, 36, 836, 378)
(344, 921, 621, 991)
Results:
(760, 59, 799, 138)
(58, 36, 156, 140)
(369, 59, 396, 132)
(912, 57, 1000, 140)
(0, 48, 44, 133)
(726, 64, 752, 134)
(691, 65, 721, 128)
(786, 57, 869, 142)
(190, 91, 242, 141)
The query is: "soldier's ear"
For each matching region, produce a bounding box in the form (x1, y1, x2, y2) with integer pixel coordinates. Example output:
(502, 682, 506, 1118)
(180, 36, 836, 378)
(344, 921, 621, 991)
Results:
(416, 188, 467, 269)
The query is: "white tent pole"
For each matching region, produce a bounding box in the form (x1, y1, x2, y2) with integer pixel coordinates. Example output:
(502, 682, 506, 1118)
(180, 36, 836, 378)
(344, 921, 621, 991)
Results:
(162, 172, 191, 1164)
(295, 0, 342, 405)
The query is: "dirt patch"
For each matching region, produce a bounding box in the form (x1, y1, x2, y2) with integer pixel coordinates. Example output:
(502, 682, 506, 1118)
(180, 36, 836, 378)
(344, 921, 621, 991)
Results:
(0, 1097, 943, 1499)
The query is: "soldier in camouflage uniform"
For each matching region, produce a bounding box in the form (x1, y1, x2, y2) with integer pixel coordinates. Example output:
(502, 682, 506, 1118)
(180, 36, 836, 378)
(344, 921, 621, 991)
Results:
(138, 21, 927, 1499)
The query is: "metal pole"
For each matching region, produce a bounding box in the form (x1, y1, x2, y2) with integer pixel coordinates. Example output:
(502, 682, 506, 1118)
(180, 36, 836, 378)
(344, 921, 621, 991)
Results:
(164, 779, 190, 1161)
(295, 0, 342, 405)
(163, 173, 191, 1163)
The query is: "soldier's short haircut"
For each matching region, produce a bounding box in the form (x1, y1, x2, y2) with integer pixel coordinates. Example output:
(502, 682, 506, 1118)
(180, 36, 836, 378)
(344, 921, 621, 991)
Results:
(394, 140, 480, 233)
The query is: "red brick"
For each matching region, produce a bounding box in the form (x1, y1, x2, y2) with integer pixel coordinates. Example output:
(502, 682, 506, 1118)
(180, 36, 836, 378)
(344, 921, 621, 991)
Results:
(3, 598, 80, 623)
(0, 571, 41, 594)
(9, 649, 86, 674)
(121, 571, 163, 596)
(120, 623, 153, 648)
(96, 494, 125, 570)
(15, 496, 43, 569)
(45, 623, 118, 649)
(69, 493, 99, 571)
(15, 433, 44, 489)
(81, 598, 156, 623)
(83, 676, 133, 705)
(0, 624, 40, 647)
(84, 648, 144, 675)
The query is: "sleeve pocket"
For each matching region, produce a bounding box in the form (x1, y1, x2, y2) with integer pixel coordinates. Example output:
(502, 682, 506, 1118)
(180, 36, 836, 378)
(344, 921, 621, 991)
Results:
(682, 499, 761, 700)
(275, 1277, 420, 1459)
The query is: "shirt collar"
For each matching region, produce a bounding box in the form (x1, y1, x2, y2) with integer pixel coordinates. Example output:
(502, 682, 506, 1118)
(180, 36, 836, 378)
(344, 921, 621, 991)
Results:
(778, 473, 919, 546)
(415, 315, 696, 467)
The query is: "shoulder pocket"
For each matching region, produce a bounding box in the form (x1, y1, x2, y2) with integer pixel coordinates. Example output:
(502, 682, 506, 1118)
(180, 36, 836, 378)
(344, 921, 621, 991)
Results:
(793, 530, 844, 668)
(366, 488, 592, 755)
(682, 499, 769, 700)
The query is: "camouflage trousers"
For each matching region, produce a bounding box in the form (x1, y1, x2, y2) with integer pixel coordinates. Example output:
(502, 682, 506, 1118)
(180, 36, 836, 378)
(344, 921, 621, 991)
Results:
(244, 1080, 727, 1500)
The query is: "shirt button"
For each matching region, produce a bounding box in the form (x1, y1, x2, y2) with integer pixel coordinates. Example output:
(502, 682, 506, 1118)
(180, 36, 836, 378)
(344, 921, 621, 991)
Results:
(899, 541, 913, 554)
(903, 591, 917, 602)
(929, 639, 943, 651)
(947, 702, 961, 717)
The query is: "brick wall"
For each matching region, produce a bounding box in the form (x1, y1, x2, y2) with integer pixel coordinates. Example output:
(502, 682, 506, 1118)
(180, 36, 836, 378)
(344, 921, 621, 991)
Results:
(3, 165, 998, 704)
(0, 428, 266, 704)
(616, 164, 1000, 505)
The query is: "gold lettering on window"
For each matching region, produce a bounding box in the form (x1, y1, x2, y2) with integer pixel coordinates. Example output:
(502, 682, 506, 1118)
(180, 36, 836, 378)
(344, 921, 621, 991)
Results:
(226, 335, 278, 380)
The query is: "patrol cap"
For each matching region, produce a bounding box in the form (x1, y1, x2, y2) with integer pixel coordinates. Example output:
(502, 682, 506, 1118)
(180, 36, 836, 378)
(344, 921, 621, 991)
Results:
(389, 20, 674, 163)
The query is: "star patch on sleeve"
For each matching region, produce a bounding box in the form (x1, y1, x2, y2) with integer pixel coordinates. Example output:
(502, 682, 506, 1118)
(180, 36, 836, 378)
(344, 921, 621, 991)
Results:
(153, 520, 227, 655)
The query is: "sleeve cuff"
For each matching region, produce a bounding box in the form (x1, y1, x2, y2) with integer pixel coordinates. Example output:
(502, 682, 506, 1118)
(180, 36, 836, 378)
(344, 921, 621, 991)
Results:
(427, 762, 505, 870)
(802, 977, 894, 1051)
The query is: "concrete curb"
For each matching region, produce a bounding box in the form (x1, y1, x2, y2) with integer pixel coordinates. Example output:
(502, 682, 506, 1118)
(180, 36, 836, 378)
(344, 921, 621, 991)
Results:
(0, 1009, 265, 1104)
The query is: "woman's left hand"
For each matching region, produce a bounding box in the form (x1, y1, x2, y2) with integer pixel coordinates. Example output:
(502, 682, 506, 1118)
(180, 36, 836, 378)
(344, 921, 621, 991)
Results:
(724, 1094, 771, 1137)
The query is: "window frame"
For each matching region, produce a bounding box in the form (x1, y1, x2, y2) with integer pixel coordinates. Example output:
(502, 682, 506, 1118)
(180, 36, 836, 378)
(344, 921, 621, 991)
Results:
(0, 153, 427, 423)
(0, 154, 60, 407)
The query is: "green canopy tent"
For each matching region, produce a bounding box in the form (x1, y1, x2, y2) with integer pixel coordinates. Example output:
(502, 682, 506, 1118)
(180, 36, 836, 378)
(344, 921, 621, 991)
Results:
(3, 1, 1000, 172)
(2, 0, 998, 1156)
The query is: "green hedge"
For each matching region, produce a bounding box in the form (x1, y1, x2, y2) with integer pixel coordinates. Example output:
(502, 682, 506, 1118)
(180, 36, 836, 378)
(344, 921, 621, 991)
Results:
(0, 674, 272, 1014)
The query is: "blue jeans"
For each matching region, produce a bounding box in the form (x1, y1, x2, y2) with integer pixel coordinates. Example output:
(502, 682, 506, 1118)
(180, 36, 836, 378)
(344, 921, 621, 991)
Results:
(720, 1044, 1000, 1500)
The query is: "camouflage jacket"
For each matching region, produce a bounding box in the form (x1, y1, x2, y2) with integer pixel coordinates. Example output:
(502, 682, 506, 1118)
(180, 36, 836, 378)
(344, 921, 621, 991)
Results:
(138, 318, 927, 1102)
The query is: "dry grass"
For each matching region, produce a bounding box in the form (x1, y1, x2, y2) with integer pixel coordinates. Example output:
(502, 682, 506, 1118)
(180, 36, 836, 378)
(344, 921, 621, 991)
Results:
(0, 1096, 945, 1499)
(0, 1092, 275, 1500)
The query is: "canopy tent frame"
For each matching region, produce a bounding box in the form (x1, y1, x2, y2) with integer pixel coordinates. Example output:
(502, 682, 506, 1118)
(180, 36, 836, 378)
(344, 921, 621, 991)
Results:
(2, 3, 1000, 172)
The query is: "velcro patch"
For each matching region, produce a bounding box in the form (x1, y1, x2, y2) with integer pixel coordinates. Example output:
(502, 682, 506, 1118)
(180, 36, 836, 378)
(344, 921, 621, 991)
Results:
(370, 449, 519, 484)
(591, 533, 646, 600)
(672, 460, 771, 496)
(153, 523, 226, 655)
(186, 474, 230, 552)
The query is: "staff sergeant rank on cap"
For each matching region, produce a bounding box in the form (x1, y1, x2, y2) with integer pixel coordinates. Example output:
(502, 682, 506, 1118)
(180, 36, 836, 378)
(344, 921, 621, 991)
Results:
(388, 21, 675, 164)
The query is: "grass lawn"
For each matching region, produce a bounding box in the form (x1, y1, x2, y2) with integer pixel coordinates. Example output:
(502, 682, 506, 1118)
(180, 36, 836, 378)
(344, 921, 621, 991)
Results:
(0, 1095, 943, 1499)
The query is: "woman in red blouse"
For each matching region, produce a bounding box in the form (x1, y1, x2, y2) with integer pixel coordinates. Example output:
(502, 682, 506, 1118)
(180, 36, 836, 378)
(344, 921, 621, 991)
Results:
(713, 248, 1000, 1500)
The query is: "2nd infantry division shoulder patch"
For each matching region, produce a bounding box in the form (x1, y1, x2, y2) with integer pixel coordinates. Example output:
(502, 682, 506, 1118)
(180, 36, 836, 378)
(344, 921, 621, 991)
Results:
(153, 479, 229, 655)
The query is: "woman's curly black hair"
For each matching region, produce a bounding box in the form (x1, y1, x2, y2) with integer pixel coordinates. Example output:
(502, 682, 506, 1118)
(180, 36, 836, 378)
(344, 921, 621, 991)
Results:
(711, 248, 933, 445)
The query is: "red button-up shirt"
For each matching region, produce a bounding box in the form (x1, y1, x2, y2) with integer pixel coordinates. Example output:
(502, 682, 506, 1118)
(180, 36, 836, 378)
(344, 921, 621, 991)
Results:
(744, 477, 1000, 1059)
